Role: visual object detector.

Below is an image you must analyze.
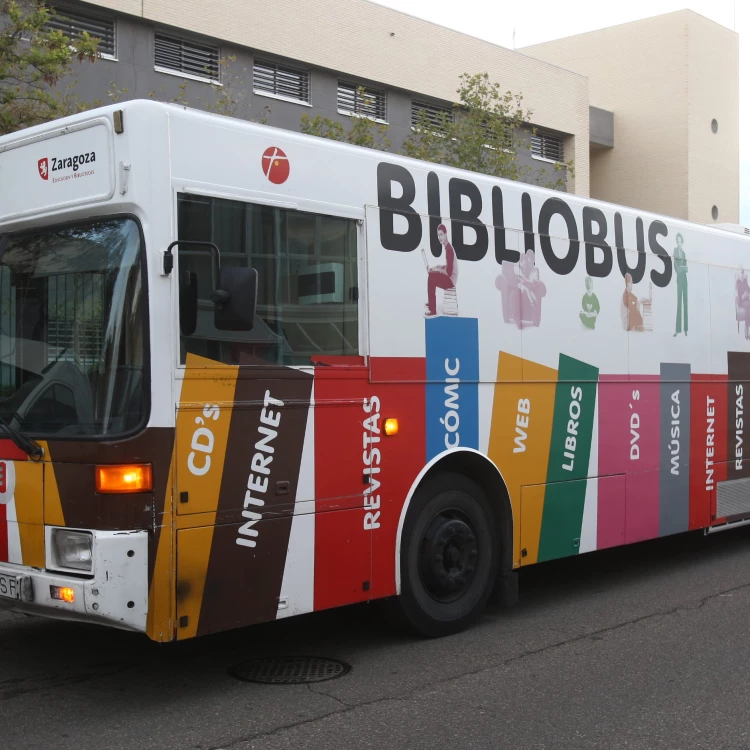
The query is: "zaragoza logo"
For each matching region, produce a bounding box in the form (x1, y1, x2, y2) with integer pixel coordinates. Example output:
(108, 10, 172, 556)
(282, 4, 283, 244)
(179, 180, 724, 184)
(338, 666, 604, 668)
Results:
(262, 147, 290, 185)
(38, 158, 49, 181)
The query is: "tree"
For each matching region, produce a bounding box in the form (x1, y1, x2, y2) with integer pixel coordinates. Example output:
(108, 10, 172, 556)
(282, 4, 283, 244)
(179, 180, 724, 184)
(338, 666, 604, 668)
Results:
(199, 55, 269, 121)
(130, 56, 271, 124)
(0, 0, 99, 136)
(403, 73, 572, 191)
(300, 87, 391, 151)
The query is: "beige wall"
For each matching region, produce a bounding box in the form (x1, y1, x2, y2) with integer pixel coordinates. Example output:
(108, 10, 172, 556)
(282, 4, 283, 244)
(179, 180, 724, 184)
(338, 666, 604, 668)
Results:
(525, 10, 738, 224)
(84, 0, 591, 195)
(686, 12, 739, 224)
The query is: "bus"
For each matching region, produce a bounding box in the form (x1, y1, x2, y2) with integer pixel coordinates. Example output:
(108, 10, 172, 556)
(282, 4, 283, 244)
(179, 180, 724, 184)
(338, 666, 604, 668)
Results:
(0, 100, 747, 641)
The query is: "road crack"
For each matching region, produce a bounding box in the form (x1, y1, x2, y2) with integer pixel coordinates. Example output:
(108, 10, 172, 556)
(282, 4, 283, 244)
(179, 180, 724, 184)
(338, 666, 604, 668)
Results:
(0, 661, 137, 700)
(306, 682, 353, 709)
(208, 579, 750, 749)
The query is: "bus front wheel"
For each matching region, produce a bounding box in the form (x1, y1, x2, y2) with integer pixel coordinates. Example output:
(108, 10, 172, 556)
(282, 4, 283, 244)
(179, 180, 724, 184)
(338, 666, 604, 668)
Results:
(397, 472, 498, 637)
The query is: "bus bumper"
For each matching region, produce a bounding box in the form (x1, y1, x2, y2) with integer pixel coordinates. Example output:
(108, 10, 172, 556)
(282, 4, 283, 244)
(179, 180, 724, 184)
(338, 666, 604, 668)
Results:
(0, 529, 148, 633)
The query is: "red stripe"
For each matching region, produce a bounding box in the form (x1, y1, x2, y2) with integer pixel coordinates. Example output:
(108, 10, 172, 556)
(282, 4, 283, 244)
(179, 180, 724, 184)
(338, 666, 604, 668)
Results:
(313, 357, 427, 611)
(0, 502, 8, 564)
(0, 440, 28, 461)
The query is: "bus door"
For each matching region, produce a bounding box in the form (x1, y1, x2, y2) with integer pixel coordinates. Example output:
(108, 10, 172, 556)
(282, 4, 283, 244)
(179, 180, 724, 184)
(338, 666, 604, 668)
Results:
(171, 193, 370, 637)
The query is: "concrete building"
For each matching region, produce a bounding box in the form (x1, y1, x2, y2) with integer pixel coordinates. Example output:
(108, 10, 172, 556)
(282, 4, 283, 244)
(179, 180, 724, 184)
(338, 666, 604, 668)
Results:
(40, 1, 738, 222)
(525, 9, 739, 224)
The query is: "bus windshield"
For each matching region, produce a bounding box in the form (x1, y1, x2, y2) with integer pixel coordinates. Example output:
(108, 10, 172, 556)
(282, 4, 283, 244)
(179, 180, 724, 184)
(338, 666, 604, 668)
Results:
(0, 217, 146, 437)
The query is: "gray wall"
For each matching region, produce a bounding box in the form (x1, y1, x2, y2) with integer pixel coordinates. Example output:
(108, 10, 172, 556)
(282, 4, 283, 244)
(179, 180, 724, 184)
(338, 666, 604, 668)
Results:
(589, 106, 615, 149)
(61, 2, 565, 189)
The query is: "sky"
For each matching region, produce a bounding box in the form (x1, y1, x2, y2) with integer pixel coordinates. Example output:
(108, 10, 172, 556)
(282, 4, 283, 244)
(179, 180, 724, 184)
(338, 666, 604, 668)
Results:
(374, 0, 750, 224)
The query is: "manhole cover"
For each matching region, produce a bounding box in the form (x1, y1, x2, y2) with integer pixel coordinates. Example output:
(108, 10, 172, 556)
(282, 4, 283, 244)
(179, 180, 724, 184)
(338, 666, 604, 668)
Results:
(231, 656, 351, 685)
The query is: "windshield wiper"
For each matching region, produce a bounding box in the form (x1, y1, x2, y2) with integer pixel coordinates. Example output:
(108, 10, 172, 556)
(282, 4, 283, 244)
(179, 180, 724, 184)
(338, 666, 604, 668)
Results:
(0, 416, 44, 460)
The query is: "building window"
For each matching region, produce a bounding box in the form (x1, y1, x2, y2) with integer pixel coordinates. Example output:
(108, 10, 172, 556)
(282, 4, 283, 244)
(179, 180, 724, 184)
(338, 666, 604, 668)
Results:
(337, 82, 387, 122)
(411, 101, 452, 133)
(253, 60, 310, 104)
(46, 7, 116, 59)
(154, 33, 220, 82)
(480, 119, 514, 151)
(532, 132, 564, 162)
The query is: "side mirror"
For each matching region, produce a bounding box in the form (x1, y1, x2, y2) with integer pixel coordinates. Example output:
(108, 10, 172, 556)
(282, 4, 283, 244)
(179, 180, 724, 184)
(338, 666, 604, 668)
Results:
(166, 240, 258, 333)
(213, 266, 258, 331)
(179, 270, 198, 336)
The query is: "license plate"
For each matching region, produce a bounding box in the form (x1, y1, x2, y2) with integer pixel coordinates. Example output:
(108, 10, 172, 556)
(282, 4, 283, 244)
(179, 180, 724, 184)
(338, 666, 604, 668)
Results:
(0, 573, 21, 600)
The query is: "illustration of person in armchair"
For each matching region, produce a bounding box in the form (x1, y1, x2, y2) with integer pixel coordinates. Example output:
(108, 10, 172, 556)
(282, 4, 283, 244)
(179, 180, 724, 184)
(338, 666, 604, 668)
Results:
(495, 248, 546, 328)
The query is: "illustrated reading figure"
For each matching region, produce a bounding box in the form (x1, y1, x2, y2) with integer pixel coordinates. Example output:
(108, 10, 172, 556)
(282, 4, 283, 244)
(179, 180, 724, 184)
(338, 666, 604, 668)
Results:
(623, 273, 652, 332)
(579, 276, 600, 329)
(737, 267, 750, 340)
(673, 233, 688, 336)
(422, 223, 458, 318)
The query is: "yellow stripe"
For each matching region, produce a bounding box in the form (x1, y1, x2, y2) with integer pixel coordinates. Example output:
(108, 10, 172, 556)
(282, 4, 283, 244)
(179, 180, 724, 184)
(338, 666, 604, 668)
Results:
(176, 525, 215, 639)
(175, 353, 238, 640)
(17, 524, 45, 568)
(14, 461, 45, 567)
(175, 511, 220, 529)
(488, 353, 557, 566)
(14, 462, 43, 526)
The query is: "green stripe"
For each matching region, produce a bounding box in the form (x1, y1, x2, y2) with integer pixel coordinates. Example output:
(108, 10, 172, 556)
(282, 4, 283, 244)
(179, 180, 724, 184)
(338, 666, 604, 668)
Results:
(538, 354, 598, 562)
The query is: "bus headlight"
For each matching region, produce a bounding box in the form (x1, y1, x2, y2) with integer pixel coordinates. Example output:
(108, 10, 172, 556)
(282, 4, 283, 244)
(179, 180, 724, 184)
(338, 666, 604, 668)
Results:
(52, 530, 93, 572)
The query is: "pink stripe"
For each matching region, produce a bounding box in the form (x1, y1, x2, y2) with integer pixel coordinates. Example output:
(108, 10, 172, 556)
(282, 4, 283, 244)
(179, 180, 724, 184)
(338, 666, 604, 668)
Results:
(625, 378, 660, 542)
(597, 377, 630, 548)
(597, 375, 661, 548)
(597, 474, 625, 549)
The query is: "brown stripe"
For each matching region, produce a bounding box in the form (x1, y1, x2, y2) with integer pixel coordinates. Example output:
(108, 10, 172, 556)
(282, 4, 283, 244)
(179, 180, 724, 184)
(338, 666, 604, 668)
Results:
(46, 427, 174, 535)
(197, 366, 313, 636)
(42, 446, 66, 527)
(147, 459, 175, 642)
(727, 352, 750, 482)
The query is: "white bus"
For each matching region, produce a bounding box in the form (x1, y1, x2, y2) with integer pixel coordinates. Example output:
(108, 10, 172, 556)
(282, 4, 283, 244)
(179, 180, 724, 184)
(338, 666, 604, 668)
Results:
(0, 100, 748, 640)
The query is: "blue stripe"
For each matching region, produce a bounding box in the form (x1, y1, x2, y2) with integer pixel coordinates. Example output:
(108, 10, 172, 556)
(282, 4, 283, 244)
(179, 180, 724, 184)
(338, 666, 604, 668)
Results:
(425, 317, 479, 461)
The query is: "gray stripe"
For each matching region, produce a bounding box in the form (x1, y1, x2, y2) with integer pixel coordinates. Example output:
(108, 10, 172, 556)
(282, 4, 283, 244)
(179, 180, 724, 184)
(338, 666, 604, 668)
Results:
(659, 363, 691, 536)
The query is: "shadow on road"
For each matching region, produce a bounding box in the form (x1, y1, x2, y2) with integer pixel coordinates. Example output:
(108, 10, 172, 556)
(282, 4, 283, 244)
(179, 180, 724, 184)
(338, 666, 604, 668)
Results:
(2, 524, 748, 705)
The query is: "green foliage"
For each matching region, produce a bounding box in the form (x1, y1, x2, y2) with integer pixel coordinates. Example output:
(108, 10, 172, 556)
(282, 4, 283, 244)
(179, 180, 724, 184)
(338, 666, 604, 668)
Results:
(403, 73, 527, 178)
(298, 73, 573, 191)
(299, 114, 346, 141)
(106, 79, 128, 103)
(0, 0, 99, 135)
(403, 73, 573, 191)
(300, 87, 390, 151)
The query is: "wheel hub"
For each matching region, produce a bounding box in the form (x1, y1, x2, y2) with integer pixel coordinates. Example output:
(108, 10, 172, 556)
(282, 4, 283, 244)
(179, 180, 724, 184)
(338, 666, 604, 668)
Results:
(419, 514, 479, 601)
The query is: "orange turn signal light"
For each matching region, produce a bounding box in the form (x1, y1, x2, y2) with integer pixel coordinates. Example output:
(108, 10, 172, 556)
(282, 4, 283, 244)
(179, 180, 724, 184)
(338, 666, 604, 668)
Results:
(96, 464, 153, 494)
(50, 586, 75, 603)
(384, 418, 399, 436)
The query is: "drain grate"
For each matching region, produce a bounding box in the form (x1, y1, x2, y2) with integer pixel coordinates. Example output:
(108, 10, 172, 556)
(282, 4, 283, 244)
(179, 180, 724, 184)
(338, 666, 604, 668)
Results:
(231, 656, 351, 685)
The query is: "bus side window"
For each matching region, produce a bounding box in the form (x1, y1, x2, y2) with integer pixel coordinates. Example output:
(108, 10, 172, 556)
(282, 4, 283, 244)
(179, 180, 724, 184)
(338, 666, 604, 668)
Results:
(176, 194, 359, 367)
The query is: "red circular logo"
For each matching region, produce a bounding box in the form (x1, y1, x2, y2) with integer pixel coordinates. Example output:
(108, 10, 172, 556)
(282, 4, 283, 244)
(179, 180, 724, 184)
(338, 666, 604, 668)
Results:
(262, 147, 290, 184)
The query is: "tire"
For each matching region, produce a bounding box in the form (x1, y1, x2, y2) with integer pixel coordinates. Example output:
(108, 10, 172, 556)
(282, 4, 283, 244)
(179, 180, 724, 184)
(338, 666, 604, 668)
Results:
(397, 472, 499, 637)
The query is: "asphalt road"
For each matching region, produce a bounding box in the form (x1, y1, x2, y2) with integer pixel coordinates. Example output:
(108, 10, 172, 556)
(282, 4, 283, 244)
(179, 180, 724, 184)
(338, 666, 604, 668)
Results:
(3, 527, 750, 750)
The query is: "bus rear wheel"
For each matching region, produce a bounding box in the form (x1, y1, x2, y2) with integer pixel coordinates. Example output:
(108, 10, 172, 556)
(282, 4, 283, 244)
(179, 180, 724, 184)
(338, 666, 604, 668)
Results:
(398, 472, 498, 637)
